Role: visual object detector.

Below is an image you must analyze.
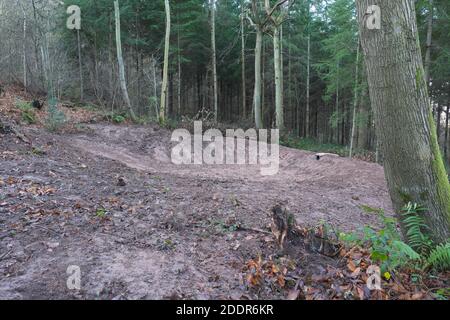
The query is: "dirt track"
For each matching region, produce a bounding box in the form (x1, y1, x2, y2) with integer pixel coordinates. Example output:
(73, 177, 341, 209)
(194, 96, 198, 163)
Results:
(0, 123, 392, 299)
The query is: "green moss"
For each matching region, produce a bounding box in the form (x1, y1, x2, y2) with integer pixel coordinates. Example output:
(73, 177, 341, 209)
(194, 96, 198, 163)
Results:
(427, 111, 450, 225)
(415, 68, 424, 93)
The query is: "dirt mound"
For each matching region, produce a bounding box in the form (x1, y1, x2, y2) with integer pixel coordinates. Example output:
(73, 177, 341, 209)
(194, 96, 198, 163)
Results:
(68, 124, 391, 230)
(0, 115, 393, 299)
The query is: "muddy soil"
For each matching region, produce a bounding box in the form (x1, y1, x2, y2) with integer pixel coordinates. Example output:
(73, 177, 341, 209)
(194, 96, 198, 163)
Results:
(0, 121, 392, 300)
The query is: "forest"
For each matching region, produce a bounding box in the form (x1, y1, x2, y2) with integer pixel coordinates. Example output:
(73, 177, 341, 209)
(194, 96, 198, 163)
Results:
(0, 0, 449, 301)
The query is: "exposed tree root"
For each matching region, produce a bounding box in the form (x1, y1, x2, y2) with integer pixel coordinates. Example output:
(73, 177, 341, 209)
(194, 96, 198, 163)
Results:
(0, 117, 31, 144)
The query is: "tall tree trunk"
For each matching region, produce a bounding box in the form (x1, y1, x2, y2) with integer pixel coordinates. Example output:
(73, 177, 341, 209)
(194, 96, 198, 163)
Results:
(177, 14, 182, 118)
(273, 26, 283, 131)
(114, 0, 136, 121)
(305, 33, 311, 138)
(77, 29, 84, 101)
(305, 0, 311, 137)
(357, 0, 450, 243)
(280, 25, 284, 128)
(357, 86, 369, 150)
(288, 26, 293, 130)
(22, 9, 27, 92)
(436, 103, 442, 143)
(335, 62, 340, 144)
(444, 103, 449, 161)
(210, 0, 218, 122)
(241, 1, 246, 119)
(253, 28, 263, 129)
(31, 0, 43, 89)
(152, 56, 159, 117)
(424, 0, 433, 87)
(159, 0, 171, 123)
(349, 42, 361, 158)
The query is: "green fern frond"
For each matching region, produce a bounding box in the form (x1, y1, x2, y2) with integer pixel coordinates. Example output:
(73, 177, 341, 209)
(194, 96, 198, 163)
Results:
(426, 242, 450, 271)
(401, 202, 432, 254)
(392, 240, 421, 261)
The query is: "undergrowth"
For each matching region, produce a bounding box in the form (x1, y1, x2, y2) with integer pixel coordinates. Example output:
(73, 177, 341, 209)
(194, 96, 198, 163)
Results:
(15, 100, 36, 124)
(45, 98, 66, 132)
(339, 203, 450, 274)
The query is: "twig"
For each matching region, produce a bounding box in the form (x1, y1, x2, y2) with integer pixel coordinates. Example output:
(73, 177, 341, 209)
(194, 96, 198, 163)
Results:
(237, 225, 272, 235)
(0, 249, 13, 261)
(30, 224, 60, 236)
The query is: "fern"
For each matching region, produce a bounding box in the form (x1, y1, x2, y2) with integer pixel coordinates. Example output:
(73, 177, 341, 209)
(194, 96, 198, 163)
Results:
(401, 203, 450, 271)
(392, 240, 421, 261)
(426, 242, 450, 271)
(401, 203, 433, 254)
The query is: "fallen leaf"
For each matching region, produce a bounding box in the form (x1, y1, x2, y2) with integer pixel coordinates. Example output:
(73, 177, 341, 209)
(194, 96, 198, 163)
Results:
(347, 260, 357, 272)
(351, 267, 361, 278)
(287, 289, 300, 300)
(411, 293, 423, 300)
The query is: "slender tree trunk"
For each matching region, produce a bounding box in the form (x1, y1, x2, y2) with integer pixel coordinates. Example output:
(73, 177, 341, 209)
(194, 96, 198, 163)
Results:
(357, 0, 450, 242)
(159, 0, 171, 123)
(108, 14, 114, 105)
(280, 25, 284, 128)
(349, 42, 361, 158)
(273, 26, 283, 131)
(261, 35, 265, 126)
(253, 28, 263, 129)
(241, 2, 246, 119)
(437, 103, 442, 143)
(177, 15, 182, 118)
(424, 0, 433, 87)
(152, 56, 159, 117)
(305, 0, 311, 138)
(335, 62, 340, 144)
(306, 34, 311, 138)
(31, 0, 43, 89)
(77, 29, 84, 101)
(357, 67, 370, 150)
(22, 10, 27, 92)
(288, 24, 293, 130)
(114, 0, 136, 121)
(210, 0, 218, 122)
(375, 136, 380, 164)
(444, 103, 449, 161)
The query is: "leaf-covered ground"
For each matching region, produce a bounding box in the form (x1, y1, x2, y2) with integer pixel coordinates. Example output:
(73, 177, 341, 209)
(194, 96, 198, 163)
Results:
(0, 85, 447, 300)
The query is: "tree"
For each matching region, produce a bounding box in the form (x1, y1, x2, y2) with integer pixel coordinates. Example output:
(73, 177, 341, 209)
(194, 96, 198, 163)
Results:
(305, 0, 311, 137)
(114, 0, 136, 121)
(264, 0, 289, 131)
(349, 41, 360, 158)
(423, 0, 434, 87)
(357, 0, 450, 243)
(160, 0, 171, 123)
(247, 0, 266, 129)
(241, 0, 247, 118)
(210, 0, 218, 122)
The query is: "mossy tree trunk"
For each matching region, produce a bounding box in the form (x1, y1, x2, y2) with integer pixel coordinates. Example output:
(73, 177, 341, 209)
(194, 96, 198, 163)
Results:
(357, 0, 450, 243)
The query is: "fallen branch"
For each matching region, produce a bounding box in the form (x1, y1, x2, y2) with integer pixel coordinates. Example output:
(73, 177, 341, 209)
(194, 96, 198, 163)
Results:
(237, 225, 272, 235)
(0, 117, 31, 144)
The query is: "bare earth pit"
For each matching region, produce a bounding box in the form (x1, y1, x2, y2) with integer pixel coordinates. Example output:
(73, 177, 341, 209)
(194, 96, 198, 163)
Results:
(0, 123, 392, 299)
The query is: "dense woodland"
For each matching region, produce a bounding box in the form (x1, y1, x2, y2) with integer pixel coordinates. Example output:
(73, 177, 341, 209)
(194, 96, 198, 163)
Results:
(0, 0, 447, 152)
(0, 0, 449, 300)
